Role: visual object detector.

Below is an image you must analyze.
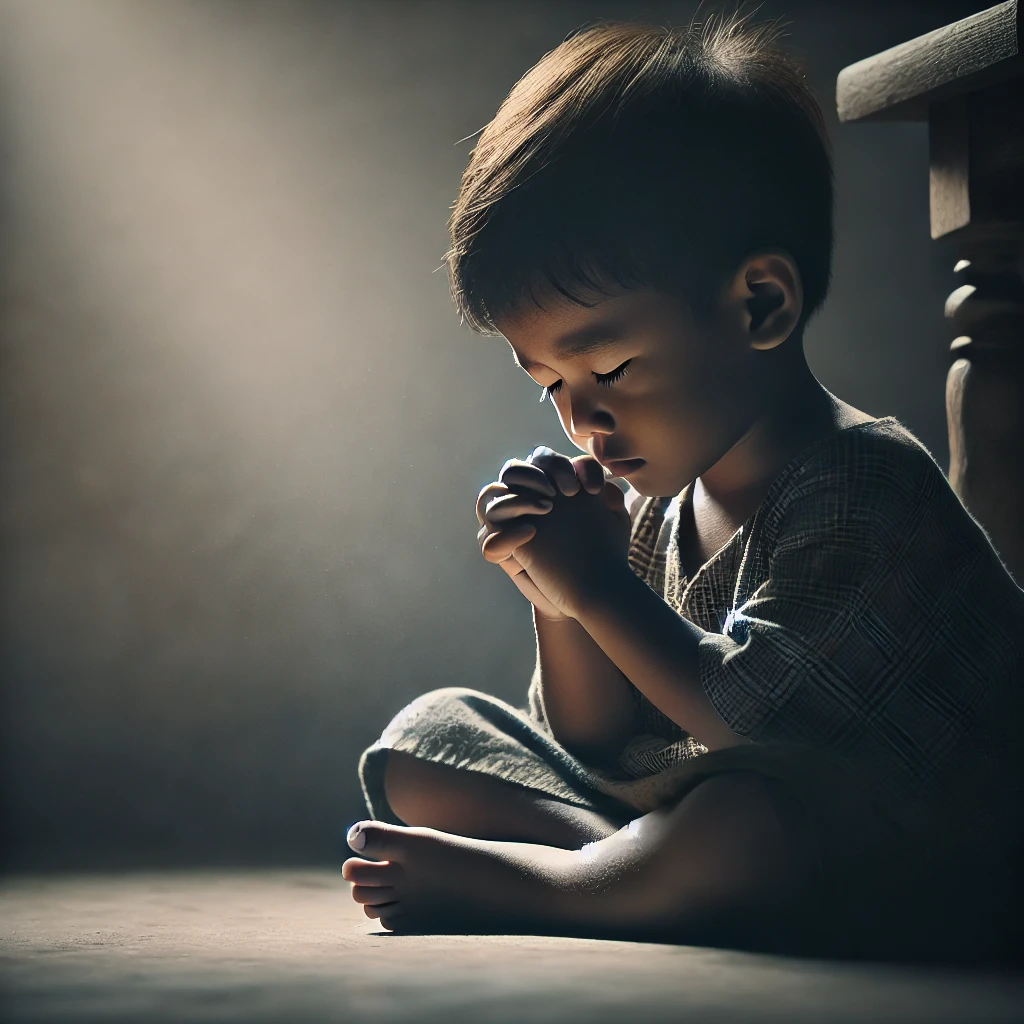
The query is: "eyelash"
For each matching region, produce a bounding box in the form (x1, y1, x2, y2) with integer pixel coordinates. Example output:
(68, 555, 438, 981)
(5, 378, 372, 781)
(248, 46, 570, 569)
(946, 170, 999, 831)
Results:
(539, 360, 632, 404)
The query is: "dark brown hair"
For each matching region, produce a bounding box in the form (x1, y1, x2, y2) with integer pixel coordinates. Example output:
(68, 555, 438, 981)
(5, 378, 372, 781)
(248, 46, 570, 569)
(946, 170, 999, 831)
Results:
(442, 9, 834, 339)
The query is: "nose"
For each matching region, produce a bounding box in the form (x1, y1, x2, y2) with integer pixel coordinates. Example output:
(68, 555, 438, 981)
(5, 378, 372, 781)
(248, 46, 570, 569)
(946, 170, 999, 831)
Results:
(566, 390, 614, 446)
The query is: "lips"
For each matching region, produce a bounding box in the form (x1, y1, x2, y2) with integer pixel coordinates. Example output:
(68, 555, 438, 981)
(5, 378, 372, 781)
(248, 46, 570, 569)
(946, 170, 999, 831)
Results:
(603, 458, 645, 476)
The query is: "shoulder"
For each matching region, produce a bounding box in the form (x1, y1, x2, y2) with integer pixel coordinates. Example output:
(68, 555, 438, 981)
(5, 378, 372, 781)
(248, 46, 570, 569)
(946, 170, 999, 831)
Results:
(790, 417, 941, 500)
(772, 416, 945, 544)
(768, 417, 1024, 601)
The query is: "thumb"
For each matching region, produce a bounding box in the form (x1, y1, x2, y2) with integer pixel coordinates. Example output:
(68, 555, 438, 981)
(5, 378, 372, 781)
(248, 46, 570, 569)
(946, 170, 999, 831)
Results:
(599, 479, 627, 512)
(570, 455, 606, 494)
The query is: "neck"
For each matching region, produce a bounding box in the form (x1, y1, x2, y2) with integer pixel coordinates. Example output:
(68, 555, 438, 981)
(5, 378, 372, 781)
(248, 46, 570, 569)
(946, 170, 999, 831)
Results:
(695, 354, 841, 524)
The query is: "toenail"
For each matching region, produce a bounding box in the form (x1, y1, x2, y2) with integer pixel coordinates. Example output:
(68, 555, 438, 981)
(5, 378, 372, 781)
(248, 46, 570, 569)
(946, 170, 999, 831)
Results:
(347, 823, 366, 850)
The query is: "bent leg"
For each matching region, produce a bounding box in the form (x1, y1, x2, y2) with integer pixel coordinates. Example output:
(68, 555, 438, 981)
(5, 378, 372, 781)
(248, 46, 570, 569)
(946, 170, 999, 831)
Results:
(358, 686, 633, 834)
(345, 769, 822, 951)
(568, 770, 820, 949)
(384, 750, 629, 848)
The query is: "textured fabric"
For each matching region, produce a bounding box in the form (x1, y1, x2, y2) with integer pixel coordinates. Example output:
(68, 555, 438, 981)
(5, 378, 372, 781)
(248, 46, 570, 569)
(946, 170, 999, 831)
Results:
(614, 415, 1024, 852)
(359, 414, 1024, 948)
(359, 686, 636, 821)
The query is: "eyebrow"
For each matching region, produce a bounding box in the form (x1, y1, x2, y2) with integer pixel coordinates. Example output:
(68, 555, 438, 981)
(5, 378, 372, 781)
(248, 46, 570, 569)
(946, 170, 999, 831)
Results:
(514, 324, 626, 371)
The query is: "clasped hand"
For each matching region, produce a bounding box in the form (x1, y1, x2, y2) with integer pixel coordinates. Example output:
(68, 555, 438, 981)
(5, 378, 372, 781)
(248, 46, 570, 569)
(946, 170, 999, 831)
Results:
(475, 446, 632, 621)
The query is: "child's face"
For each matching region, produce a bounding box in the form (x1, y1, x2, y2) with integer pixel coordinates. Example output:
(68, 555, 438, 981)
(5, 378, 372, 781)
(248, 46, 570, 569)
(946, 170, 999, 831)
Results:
(497, 284, 756, 498)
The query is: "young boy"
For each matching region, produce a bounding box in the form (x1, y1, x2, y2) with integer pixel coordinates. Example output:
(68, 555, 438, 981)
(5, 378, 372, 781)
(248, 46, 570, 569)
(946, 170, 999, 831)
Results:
(343, 13, 1024, 959)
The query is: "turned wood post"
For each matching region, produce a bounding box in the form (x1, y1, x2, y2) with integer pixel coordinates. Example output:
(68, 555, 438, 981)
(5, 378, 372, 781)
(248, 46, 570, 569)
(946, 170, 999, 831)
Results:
(837, 1, 1024, 584)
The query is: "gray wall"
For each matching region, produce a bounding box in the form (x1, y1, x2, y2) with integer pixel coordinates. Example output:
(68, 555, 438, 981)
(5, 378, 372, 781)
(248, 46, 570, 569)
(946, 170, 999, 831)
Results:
(0, 0, 980, 869)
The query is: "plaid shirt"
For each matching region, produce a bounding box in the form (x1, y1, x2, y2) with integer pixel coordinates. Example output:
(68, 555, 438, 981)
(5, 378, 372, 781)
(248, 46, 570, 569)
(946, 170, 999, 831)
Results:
(621, 416, 1024, 841)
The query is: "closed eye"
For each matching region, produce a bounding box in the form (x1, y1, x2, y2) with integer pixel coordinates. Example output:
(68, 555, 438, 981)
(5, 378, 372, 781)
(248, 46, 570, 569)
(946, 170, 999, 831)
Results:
(540, 360, 632, 404)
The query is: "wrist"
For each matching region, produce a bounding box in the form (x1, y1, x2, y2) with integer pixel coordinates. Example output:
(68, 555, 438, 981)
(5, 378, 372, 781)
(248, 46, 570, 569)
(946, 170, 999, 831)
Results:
(570, 559, 637, 622)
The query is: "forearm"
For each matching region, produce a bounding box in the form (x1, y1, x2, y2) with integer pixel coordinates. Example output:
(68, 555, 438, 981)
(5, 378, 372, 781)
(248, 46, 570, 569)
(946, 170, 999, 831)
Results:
(574, 569, 750, 751)
(532, 608, 638, 763)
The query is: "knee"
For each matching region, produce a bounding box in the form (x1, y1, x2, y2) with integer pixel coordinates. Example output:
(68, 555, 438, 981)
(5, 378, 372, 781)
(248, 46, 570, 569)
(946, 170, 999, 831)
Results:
(380, 686, 494, 740)
(402, 686, 486, 717)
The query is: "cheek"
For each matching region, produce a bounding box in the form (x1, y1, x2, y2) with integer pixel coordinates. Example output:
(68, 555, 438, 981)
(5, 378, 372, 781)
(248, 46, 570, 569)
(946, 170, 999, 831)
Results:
(653, 357, 724, 415)
(632, 380, 693, 427)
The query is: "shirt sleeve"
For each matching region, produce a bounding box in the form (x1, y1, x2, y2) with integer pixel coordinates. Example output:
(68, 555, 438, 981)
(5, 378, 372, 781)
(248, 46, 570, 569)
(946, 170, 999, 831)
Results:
(697, 449, 901, 745)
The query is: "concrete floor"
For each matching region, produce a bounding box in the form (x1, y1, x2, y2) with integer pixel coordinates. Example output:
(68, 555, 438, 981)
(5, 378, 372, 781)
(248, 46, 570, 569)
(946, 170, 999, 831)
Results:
(1, 869, 1022, 1023)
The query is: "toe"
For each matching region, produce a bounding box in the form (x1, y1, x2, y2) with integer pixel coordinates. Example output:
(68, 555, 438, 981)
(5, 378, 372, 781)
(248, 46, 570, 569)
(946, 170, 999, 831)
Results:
(378, 909, 405, 931)
(350, 884, 397, 906)
(364, 901, 400, 921)
(347, 820, 419, 861)
(342, 856, 401, 885)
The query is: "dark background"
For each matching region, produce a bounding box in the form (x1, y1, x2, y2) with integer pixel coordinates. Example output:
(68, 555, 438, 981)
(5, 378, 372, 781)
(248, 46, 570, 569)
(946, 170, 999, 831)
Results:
(0, 0, 984, 870)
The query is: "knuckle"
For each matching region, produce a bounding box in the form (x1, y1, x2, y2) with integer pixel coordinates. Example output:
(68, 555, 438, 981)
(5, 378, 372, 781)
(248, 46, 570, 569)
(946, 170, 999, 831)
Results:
(502, 469, 535, 488)
(529, 448, 565, 469)
(485, 493, 514, 517)
(478, 488, 505, 513)
(478, 481, 507, 502)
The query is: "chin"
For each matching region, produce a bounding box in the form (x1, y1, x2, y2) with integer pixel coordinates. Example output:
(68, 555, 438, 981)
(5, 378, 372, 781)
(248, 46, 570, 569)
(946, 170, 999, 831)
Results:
(620, 467, 656, 496)
(636, 468, 689, 499)
(612, 461, 682, 499)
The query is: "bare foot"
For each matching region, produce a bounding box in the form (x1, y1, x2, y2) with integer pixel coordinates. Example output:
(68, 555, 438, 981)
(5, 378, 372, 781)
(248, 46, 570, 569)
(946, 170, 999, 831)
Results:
(341, 821, 576, 933)
(342, 773, 818, 946)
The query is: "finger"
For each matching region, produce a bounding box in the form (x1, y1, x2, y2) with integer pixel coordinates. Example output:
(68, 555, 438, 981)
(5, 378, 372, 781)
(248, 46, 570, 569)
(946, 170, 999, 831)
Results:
(526, 446, 580, 496)
(571, 455, 607, 494)
(476, 482, 510, 526)
(478, 471, 554, 527)
(480, 521, 536, 562)
(497, 459, 558, 498)
(477, 527, 527, 580)
(599, 478, 628, 511)
(477, 480, 550, 527)
(483, 491, 553, 524)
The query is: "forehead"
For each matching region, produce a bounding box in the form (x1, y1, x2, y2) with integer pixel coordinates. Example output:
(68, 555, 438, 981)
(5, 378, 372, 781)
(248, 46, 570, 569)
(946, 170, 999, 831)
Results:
(498, 287, 680, 371)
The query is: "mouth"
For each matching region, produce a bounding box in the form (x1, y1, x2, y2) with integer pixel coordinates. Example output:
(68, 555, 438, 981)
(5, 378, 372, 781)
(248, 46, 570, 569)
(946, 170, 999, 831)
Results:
(602, 457, 646, 477)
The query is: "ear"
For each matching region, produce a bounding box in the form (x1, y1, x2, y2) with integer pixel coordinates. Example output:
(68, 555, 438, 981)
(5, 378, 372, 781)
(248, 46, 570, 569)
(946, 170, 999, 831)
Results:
(723, 251, 804, 351)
